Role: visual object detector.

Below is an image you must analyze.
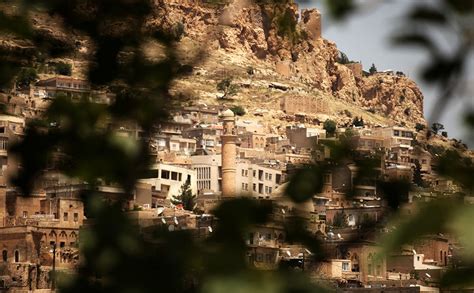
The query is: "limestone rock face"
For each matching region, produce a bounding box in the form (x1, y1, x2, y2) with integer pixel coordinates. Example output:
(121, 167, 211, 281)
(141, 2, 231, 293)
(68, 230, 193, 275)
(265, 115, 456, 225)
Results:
(360, 73, 425, 124)
(4, 0, 425, 126)
(147, 0, 425, 125)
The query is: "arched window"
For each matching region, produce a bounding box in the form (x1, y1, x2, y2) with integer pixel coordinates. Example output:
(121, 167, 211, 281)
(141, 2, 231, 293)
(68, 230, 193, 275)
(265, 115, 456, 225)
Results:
(14, 250, 19, 263)
(367, 253, 373, 275)
(2, 250, 7, 262)
(59, 231, 68, 239)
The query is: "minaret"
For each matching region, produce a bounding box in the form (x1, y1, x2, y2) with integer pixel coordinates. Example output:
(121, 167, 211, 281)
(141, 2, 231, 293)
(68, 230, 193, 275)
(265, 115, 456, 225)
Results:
(221, 109, 237, 198)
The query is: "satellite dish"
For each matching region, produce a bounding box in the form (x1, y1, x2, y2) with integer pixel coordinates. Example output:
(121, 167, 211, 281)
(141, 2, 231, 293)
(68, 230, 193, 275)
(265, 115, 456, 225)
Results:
(174, 216, 179, 225)
(412, 249, 417, 255)
(208, 226, 213, 233)
(425, 273, 431, 278)
(286, 251, 291, 257)
(161, 218, 166, 224)
(168, 224, 175, 232)
(337, 233, 342, 239)
(304, 249, 312, 255)
(281, 209, 286, 214)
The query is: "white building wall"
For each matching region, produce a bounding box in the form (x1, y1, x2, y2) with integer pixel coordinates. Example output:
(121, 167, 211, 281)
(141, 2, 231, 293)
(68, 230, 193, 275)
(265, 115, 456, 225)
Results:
(140, 163, 197, 199)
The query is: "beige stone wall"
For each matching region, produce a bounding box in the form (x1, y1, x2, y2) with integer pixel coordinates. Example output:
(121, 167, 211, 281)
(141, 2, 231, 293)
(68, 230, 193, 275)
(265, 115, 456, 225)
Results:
(301, 9, 321, 40)
(414, 237, 449, 266)
(345, 63, 363, 79)
(281, 96, 327, 115)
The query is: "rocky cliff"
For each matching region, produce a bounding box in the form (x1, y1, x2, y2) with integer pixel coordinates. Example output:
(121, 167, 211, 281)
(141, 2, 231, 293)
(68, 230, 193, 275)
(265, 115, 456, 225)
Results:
(147, 0, 425, 126)
(2, 0, 426, 127)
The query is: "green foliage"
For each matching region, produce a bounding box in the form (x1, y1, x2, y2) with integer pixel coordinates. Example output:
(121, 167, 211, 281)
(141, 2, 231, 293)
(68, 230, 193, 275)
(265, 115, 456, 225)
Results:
(216, 77, 239, 99)
(230, 105, 246, 116)
(275, 8, 300, 44)
(323, 119, 337, 136)
(285, 166, 324, 203)
(431, 122, 444, 134)
(171, 179, 196, 211)
(338, 51, 350, 64)
(324, 0, 355, 20)
(54, 62, 72, 76)
(369, 63, 377, 75)
(415, 123, 426, 132)
(351, 116, 364, 127)
(16, 67, 37, 88)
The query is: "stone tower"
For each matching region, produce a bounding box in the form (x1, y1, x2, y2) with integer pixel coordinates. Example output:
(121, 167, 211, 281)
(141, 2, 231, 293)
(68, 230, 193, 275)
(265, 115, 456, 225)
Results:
(221, 109, 236, 198)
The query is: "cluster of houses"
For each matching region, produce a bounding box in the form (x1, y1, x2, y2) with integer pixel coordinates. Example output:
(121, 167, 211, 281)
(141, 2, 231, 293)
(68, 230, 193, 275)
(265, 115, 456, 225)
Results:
(0, 75, 469, 292)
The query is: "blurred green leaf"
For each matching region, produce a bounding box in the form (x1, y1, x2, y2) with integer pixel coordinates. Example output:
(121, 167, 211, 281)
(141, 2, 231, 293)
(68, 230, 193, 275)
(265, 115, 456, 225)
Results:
(285, 166, 324, 203)
(324, 0, 355, 20)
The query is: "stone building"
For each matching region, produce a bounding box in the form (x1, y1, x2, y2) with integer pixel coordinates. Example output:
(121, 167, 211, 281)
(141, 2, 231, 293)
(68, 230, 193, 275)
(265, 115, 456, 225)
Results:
(239, 132, 266, 150)
(286, 125, 326, 150)
(413, 235, 449, 267)
(35, 76, 91, 99)
(280, 96, 327, 116)
(192, 154, 222, 194)
(0, 115, 25, 186)
(372, 126, 414, 148)
(140, 163, 197, 200)
(345, 62, 363, 80)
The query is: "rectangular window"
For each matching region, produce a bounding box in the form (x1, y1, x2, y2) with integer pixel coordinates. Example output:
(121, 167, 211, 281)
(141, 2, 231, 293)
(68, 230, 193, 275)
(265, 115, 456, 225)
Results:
(22, 211, 27, 218)
(268, 174, 272, 181)
(161, 170, 170, 179)
(63, 212, 68, 221)
(74, 213, 78, 222)
(253, 184, 256, 192)
(171, 171, 178, 181)
(178, 173, 182, 181)
(242, 169, 245, 176)
(256, 254, 263, 262)
(268, 187, 272, 194)
(342, 262, 350, 271)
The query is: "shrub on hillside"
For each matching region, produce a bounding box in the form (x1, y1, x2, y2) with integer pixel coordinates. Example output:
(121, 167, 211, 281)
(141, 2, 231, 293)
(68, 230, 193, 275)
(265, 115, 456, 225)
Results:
(16, 67, 38, 88)
(55, 62, 72, 76)
(230, 105, 245, 116)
